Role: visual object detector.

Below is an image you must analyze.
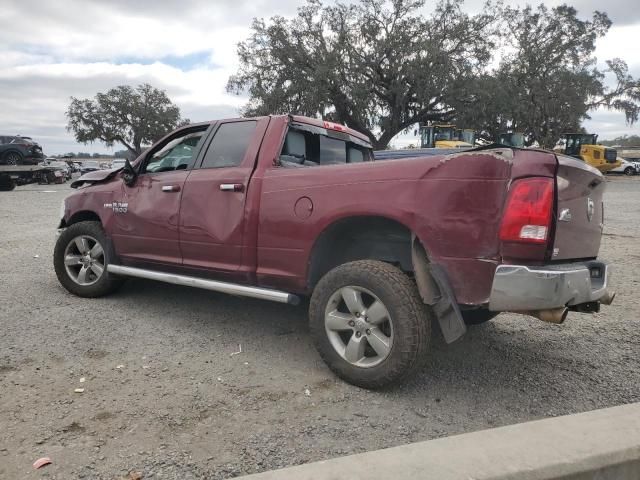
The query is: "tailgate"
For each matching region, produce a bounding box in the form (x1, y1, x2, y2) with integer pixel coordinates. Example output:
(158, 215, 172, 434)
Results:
(553, 155, 604, 260)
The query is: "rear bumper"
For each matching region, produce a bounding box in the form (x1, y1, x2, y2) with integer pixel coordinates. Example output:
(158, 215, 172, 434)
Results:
(488, 260, 611, 312)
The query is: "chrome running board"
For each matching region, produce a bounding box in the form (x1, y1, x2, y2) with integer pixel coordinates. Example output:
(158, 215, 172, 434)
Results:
(107, 264, 300, 305)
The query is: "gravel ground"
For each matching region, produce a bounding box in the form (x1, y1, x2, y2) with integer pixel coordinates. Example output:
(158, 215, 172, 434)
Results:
(0, 177, 639, 479)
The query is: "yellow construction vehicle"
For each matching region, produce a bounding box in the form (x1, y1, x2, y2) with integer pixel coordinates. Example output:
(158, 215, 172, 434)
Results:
(419, 124, 474, 148)
(554, 133, 621, 173)
(497, 132, 525, 148)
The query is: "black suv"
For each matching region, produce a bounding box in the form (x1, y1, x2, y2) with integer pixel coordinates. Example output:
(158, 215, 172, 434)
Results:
(0, 135, 44, 165)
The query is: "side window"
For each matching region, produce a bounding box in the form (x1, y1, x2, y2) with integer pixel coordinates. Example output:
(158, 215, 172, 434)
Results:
(143, 130, 205, 174)
(200, 121, 257, 169)
(279, 128, 373, 167)
(320, 136, 347, 164)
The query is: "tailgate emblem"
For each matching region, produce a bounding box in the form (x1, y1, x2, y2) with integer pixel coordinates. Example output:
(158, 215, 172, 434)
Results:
(559, 209, 572, 222)
(586, 198, 594, 222)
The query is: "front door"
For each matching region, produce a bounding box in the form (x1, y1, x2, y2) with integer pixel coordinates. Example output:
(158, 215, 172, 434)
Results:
(110, 127, 209, 265)
(179, 118, 268, 274)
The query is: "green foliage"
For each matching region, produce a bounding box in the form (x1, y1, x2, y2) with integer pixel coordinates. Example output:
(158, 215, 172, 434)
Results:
(66, 84, 188, 156)
(228, 0, 499, 149)
(230, 1, 640, 149)
(439, 4, 639, 148)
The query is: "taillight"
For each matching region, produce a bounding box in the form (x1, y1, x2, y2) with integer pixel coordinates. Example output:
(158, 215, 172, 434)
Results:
(499, 177, 554, 244)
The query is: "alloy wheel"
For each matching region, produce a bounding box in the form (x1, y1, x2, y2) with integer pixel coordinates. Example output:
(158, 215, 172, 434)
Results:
(4, 152, 20, 165)
(324, 286, 394, 368)
(63, 235, 106, 286)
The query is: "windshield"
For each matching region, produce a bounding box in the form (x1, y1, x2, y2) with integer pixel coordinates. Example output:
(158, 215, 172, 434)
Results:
(458, 130, 475, 145)
(434, 127, 455, 141)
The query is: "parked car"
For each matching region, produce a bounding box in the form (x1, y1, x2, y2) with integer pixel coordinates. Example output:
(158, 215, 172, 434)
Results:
(79, 161, 101, 175)
(39, 160, 70, 183)
(0, 135, 44, 165)
(64, 160, 80, 174)
(111, 159, 127, 170)
(44, 160, 72, 180)
(606, 158, 640, 176)
(54, 115, 614, 388)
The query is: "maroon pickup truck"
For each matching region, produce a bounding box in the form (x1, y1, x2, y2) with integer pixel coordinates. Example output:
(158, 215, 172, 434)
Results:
(54, 115, 614, 388)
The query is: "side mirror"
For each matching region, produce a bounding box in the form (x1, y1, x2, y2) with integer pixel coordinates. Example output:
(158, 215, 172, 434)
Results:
(122, 159, 138, 187)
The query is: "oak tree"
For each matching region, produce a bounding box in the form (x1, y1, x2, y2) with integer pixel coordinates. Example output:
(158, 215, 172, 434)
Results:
(66, 83, 188, 156)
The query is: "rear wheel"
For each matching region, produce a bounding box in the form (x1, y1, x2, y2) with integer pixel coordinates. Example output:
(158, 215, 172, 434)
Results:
(309, 260, 431, 389)
(2, 151, 22, 166)
(624, 167, 635, 176)
(54, 221, 123, 297)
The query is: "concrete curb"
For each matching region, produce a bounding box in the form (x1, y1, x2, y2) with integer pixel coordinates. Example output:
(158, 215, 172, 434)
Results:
(237, 402, 640, 479)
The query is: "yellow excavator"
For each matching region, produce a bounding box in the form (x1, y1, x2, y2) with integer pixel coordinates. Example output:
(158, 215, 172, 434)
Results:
(419, 123, 475, 148)
(554, 133, 621, 173)
(497, 132, 525, 148)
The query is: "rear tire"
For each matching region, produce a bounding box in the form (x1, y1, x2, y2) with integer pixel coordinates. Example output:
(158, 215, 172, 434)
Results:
(54, 221, 123, 297)
(2, 151, 22, 166)
(309, 260, 431, 389)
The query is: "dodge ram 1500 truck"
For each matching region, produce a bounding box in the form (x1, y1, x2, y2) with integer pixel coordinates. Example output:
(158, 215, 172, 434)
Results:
(54, 115, 614, 388)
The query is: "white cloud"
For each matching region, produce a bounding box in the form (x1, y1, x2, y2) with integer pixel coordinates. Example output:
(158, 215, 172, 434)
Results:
(0, 0, 639, 154)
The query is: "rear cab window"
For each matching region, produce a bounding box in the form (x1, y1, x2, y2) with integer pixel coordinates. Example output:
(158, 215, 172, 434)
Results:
(279, 122, 373, 168)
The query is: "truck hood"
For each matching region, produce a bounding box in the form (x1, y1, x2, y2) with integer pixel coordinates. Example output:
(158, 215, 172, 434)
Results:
(70, 168, 122, 189)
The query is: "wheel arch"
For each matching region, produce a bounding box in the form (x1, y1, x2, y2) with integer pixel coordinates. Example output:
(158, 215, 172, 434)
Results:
(1, 148, 24, 159)
(305, 214, 468, 344)
(306, 214, 426, 290)
(61, 210, 102, 228)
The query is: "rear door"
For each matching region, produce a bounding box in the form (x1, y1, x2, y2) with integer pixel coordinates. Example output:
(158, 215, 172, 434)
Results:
(552, 155, 605, 260)
(178, 118, 269, 274)
(110, 126, 209, 265)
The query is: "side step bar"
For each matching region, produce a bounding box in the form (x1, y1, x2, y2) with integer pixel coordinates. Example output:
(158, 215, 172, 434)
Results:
(107, 265, 300, 305)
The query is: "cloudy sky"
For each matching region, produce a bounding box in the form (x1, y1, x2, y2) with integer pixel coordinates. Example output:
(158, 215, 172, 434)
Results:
(1, 0, 638, 154)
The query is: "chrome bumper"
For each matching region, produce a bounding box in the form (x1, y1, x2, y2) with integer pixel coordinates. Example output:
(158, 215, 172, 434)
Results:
(488, 260, 611, 312)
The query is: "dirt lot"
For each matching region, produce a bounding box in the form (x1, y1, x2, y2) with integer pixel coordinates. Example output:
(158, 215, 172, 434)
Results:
(1, 177, 639, 479)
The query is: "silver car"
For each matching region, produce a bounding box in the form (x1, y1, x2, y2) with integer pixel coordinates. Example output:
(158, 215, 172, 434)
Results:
(607, 158, 640, 176)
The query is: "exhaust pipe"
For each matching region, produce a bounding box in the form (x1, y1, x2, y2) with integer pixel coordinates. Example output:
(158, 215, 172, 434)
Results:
(525, 307, 569, 324)
(600, 291, 616, 305)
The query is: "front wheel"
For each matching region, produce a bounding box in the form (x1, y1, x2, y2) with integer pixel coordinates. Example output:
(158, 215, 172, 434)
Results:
(309, 260, 431, 389)
(624, 167, 635, 176)
(54, 221, 123, 297)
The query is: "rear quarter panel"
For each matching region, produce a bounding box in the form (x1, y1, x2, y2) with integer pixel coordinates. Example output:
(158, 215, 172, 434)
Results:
(255, 149, 524, 304)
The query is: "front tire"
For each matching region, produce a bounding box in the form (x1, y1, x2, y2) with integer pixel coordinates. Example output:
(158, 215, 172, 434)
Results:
(309, 260, 431, 389)
(624, 167, 635, 176)
(54, 221, 123, 297)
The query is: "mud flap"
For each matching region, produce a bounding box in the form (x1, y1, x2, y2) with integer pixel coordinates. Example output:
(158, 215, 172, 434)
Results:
(412, 239, 467, 343)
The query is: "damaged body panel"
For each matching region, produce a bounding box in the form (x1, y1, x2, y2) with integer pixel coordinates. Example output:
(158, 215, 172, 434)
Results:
(70, 167, 122, 189)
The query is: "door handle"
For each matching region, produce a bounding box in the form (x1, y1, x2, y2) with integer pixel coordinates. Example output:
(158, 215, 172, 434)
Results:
(220, 183, 244, 192)
(162, 185, 181, 192)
